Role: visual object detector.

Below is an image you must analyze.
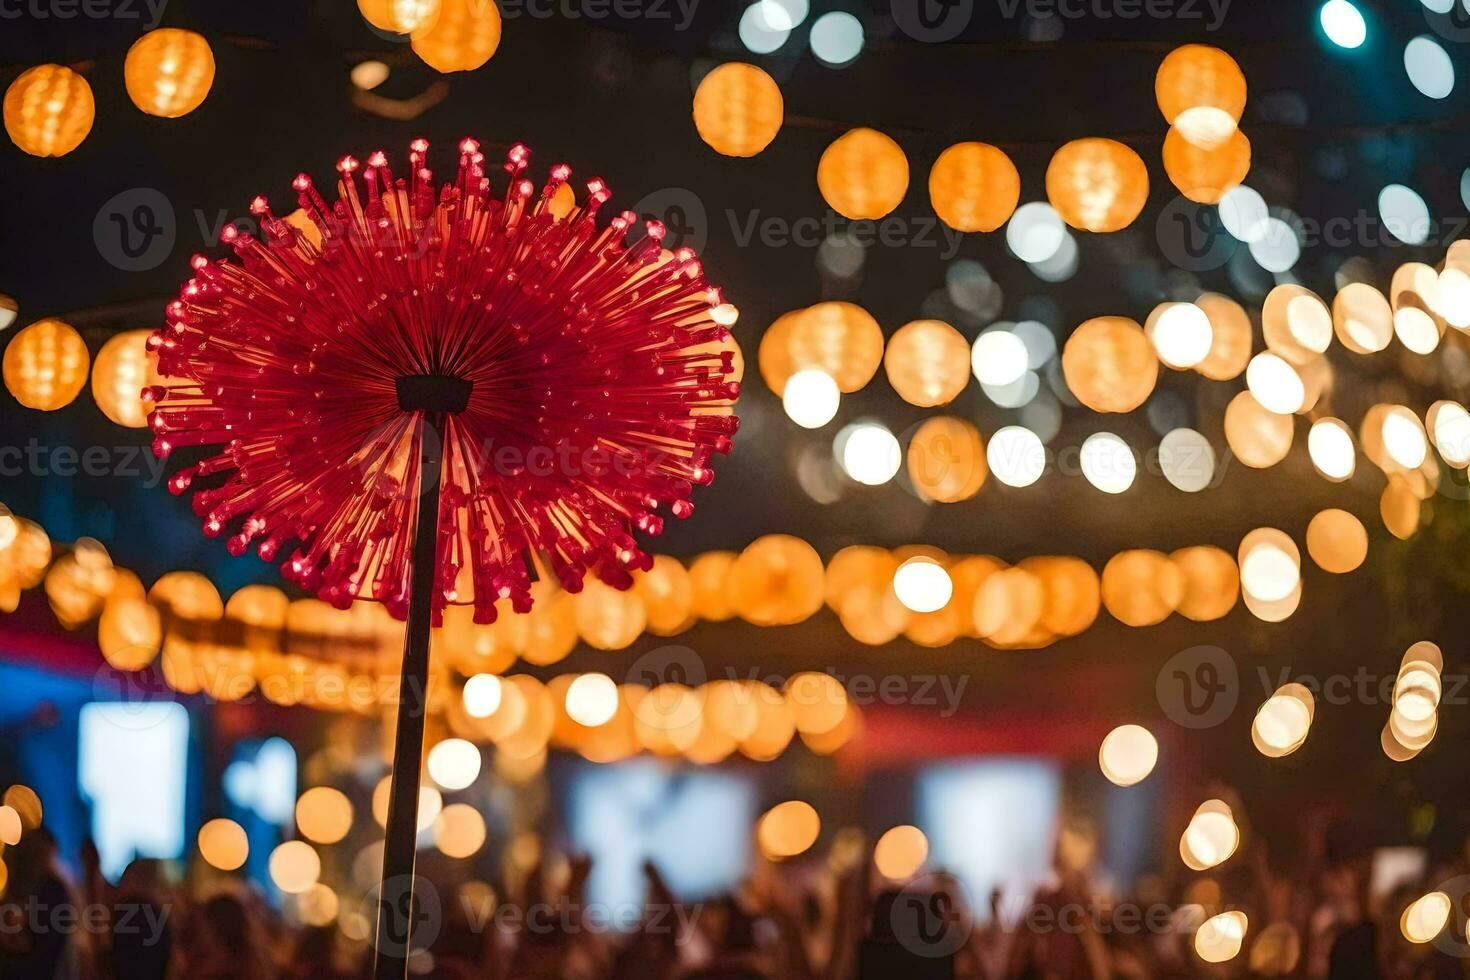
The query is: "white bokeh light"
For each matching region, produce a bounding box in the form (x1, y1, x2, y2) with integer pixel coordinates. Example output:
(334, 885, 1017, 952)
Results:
(837, 422, 902, 485)
(1320, 0, 1366, 49)
(987, 425, 1046, 487)
(1218, 185, 1270, 243)
(892, 558, 953, 614)
(565, 673, 620, 728)
(1151, 303, 1213, 369)
(971, 329, 1030, 387)
(1080, 432, 1136, 494)
(1007, 203, 1066, 264)
(740, 2, 790, 53)
(783, 369, 840, 429)
(1160, 428, 1216, 493)
(1378, 184, 1432, 246)
(1405, 35, 1454, 99)
(809, 11, 864, 65)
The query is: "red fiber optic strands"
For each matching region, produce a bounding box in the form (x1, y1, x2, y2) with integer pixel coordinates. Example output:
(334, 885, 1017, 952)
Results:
(147, 139, 739, 622)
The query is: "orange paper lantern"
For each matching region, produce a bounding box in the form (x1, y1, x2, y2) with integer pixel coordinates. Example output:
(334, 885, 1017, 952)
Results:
(928, 142, 1020, 233)
(124, 29, 216, 118)
(1045, 138, 1149, 233)
(692, 63, 783, 158)
(818, 128, 909, 220)
(4, 64, 94, 157)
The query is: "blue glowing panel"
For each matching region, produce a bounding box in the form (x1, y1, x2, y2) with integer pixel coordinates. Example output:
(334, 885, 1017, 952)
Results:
(567, 759, 754, 915)
(78, 702, 190, 879)
(917, 758, 1061, 920)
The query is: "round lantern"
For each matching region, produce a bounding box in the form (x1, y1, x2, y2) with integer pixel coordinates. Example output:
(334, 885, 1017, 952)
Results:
(124, 29, 216, 118)
(3, 319, 90, 410)
(1060, 316, 1157, 413)
(1170, 545, 1239, 622)
(1163, 126, 1251, 204)
(817, 128, 909, 220)
(1155, 45, 1247, 149)
(928, 142, 1020, 233)
(359, 0, 441, 34)
(883, 320, 971, 407)
(906, 416, 986, 503)
(1194, 293, 1253, 381)
(91, 329, 160, 427)
(760, 302, 884, 395)
(692, 63, 783, 158)
(4, 64, 94, 157)
(1224, 391, 1293, 469)
(730, 534, 825, 626)
(411, 0, 501, 73)
(1045, 138, 1149, 233)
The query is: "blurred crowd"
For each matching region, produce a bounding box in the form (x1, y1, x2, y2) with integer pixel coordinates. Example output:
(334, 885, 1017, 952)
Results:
(3, 814, 1470, 980)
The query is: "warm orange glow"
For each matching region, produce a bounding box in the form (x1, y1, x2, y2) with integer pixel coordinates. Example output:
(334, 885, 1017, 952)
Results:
(411, 0, 500, 72)
(4, 319, 90, 410)
(929, 142, 1020, 232)
(1045, 138, 1149, 232)
(884, 320, 971, 407)
(1155, 45, 1247, 147)
(1163, 126, 1250, 204)
(1061, 317, 1157, 413)
(730, 535, 825, 626)
(124, 29, 215, 118)
(198, 818, 249, 871)
(757, 800, 820, 860)
(3, 65, 94, 157)
(692, 63, 783, 158)
(818, 128, 909, 220)
(296, 787, 354, 845)
(907, 416, 987, 503)
(91, 330, 161, 428)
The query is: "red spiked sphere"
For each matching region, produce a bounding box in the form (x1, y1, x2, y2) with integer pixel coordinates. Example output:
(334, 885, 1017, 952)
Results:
(148, 139, 739, 622)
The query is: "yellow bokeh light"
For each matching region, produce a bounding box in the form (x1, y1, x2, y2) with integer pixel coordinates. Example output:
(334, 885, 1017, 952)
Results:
(1224, 391, 1293, 469)
(692, 63, 783, 158)
(269, 840, 321, 895)
(124, 29, 215, 118)
(359, 0, 441, 32)
(434, 803, 487, 859)
(1401, 892, 1451, 944)
(1306, 509, 1367, 574)
(198, 818, 249, 871)
(426, 737, 482, 791)
(3, 785, 42, 830)
(817, 128, 909, 220)
(0, 805, 21, 846)
(4, 319, 90, 411)
(1195, 910, 1248, 963)
(91, 329, 160, 428)
(4, 65, 94, 157)
(757, 800, 820, 860)
(874, 825, 929, 880)
(296, 787, 354, 845)
(1098, 724, 1158, 787)
(565, 672, 620, 728)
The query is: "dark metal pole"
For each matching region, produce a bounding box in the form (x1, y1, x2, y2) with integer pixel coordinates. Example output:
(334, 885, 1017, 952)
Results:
(372, 412, 443, 980)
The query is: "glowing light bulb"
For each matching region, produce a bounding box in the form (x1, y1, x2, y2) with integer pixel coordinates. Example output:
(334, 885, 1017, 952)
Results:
(892, 558, 953, 613)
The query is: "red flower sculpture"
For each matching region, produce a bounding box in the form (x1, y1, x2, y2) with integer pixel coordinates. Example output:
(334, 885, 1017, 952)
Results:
(148, 139, 739, 622)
